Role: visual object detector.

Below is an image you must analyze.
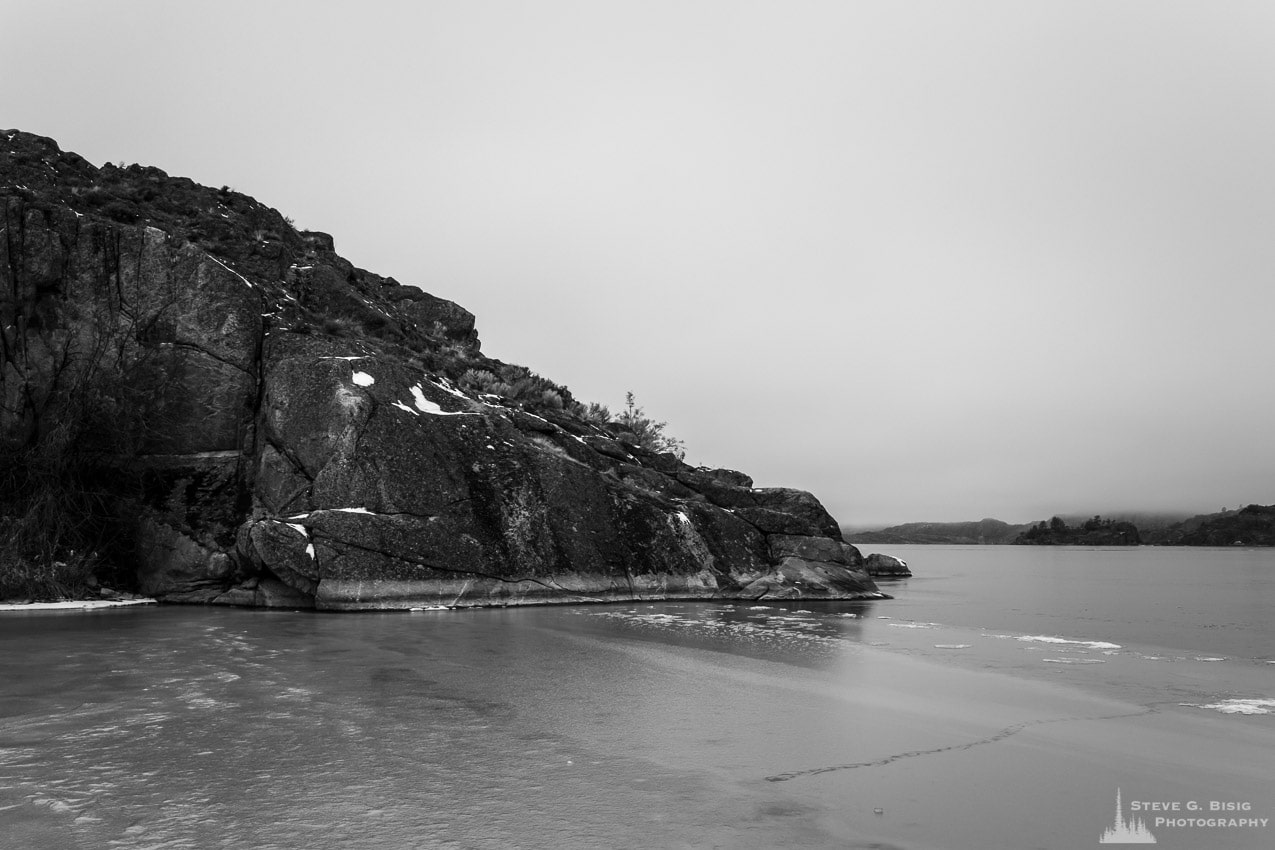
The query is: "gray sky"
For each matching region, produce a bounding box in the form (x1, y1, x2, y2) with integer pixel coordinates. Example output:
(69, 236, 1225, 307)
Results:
(5, 1, 1274, 526)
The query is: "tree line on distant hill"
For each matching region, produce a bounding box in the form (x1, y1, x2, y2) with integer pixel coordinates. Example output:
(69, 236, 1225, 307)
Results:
(1016, 516, 1139, 546)
(1149, 504, 1275, 546)
(845, 504, 1275, 546)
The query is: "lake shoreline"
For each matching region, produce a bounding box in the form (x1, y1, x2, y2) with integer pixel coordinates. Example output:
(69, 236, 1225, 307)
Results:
(0, 597, 157, 612)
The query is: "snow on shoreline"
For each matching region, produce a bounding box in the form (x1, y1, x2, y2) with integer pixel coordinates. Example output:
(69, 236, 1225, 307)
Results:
(0, 598, 157, 612)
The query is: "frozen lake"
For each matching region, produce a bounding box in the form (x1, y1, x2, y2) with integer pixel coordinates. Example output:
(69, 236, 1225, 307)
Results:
(2, 545, 1271, 848)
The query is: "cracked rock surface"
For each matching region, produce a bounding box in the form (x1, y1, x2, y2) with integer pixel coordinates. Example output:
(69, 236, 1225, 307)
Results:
(1, 130, 885, 608)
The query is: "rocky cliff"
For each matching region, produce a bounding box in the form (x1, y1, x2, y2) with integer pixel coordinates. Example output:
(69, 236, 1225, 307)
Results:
(0, 130, 885, 608)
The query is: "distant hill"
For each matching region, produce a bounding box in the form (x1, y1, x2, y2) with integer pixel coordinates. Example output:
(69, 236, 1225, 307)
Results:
(1148, 504, 1275, 546)
(1054, 511, 1194, 535)
(848, 506, 1275, 547)
(845, 518, 1028, 545)
(1013, 516, 1140, 546)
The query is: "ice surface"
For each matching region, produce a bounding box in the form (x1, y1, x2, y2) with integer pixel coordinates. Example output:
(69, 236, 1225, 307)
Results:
(1012, 635, 1121, 650)
(1182, 698, 1275, 715)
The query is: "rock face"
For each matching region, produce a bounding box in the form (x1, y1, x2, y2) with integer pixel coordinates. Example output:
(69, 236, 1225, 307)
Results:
(0, 130, 885, 608)
(864, 553, 911, 577)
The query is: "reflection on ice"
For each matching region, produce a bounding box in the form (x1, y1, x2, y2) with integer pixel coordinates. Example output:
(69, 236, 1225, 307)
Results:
(583, 604, 861, 654)
(1181, 698, 1275, 715)
(1011, 635, 1122, 650)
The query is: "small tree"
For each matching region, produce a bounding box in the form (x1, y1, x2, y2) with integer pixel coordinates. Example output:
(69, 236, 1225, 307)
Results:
(575, 401, 612, 427)
(617, 392, 686, 460)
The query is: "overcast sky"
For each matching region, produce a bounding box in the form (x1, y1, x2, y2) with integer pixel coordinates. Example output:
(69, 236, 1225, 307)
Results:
(4, 1, 1273, 526)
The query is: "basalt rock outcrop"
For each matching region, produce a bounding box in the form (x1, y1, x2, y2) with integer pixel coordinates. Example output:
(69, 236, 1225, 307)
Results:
(863, 553, 911, 577)
(0, 130, 886, 608)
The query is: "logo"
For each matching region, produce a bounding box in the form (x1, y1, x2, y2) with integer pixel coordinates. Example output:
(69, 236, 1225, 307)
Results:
(1097, 789, 1268, 844)
(1099, 788, 1157, 844)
